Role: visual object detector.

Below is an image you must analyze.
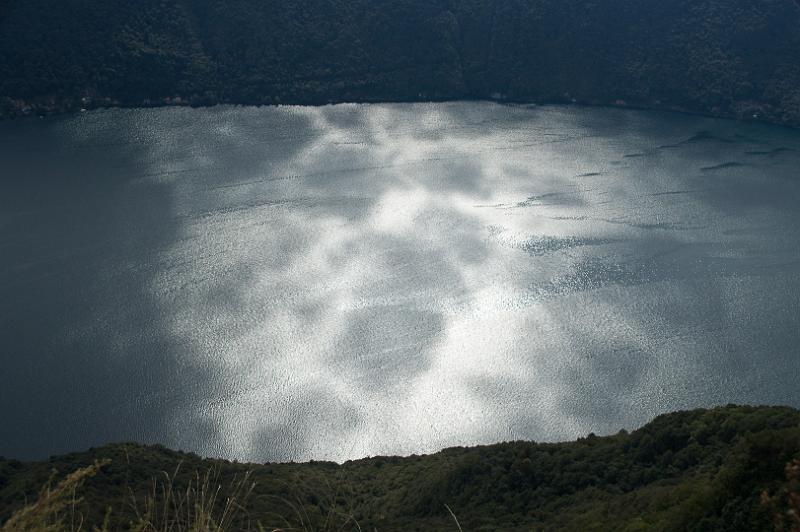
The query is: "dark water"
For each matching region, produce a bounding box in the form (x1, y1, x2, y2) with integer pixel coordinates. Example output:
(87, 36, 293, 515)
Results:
(1, 102, 799, 462)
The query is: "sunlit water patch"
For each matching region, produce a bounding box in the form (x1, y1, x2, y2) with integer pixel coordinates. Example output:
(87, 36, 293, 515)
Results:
(1, 102, 799, 462)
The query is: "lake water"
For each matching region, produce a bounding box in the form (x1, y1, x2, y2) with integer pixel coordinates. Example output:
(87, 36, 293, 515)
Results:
(1, 102, 799, 462)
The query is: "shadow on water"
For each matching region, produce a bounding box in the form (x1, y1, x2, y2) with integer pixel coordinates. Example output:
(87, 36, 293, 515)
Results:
(0, 114, 200, 458)
(0, 107, 322, 459)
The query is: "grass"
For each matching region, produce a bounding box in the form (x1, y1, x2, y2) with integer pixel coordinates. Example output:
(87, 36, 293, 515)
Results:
(0, 460, 110, 532)
(129, 465, 255, 532)
(2, 461, 372, 532)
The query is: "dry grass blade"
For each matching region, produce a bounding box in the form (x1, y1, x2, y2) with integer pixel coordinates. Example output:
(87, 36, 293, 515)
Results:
(130, 465, 255, 532)
(444, 504, 463, 532)
(1, 459, 110, 532)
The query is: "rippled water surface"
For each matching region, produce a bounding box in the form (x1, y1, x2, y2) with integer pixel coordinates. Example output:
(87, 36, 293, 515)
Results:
(1, 103, 799, 461)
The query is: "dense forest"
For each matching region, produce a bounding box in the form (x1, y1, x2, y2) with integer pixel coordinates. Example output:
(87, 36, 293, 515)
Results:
(1, 405, 799, 530)
(2, 0, 800, 125)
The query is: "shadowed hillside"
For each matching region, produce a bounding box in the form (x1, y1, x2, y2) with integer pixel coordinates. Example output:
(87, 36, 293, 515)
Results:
(1, 405, 799, 530)
(2, 0, 800, 125)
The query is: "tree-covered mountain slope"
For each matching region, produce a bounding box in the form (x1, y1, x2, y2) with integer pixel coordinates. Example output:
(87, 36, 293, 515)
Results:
(1, 405, 799, 530)
(2, 0, 800, 125)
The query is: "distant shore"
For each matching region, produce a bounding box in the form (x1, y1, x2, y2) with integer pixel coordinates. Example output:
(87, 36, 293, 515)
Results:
(3, 94, 798, 131)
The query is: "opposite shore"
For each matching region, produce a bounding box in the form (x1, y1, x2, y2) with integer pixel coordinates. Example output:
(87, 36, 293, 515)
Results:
(3, 94, 799, 130)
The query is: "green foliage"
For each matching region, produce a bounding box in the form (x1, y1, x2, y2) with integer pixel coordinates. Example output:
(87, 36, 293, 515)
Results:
(1, 405, 799, 530)
(1, 0, 800, 125)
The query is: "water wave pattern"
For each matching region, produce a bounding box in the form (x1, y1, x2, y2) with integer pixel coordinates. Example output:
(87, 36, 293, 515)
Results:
(1, 102, 799, 462)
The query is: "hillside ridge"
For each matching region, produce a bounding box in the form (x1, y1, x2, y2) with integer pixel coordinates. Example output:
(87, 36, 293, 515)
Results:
(2, 405, 799, 530)
(2, 0, 800, 126)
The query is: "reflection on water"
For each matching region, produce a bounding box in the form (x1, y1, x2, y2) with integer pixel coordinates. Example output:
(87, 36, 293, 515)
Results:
(1, 102, 799, 462)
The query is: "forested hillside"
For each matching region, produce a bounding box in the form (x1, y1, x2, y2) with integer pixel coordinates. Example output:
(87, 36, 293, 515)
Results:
(2, 0, 800, 125)
(1, 406, 800, 530)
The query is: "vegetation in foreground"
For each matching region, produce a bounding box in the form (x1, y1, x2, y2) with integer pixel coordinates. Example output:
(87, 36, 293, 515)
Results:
(2, 0, 800, 126)
(1, 405, 799, 531)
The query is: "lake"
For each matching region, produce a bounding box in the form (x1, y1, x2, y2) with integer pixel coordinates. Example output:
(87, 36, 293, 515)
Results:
(1, 102, 799, 462)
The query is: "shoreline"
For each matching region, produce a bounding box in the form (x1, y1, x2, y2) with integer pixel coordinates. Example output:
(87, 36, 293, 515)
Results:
(3, 95, 799, 131)
(1, 403, 794, 466)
